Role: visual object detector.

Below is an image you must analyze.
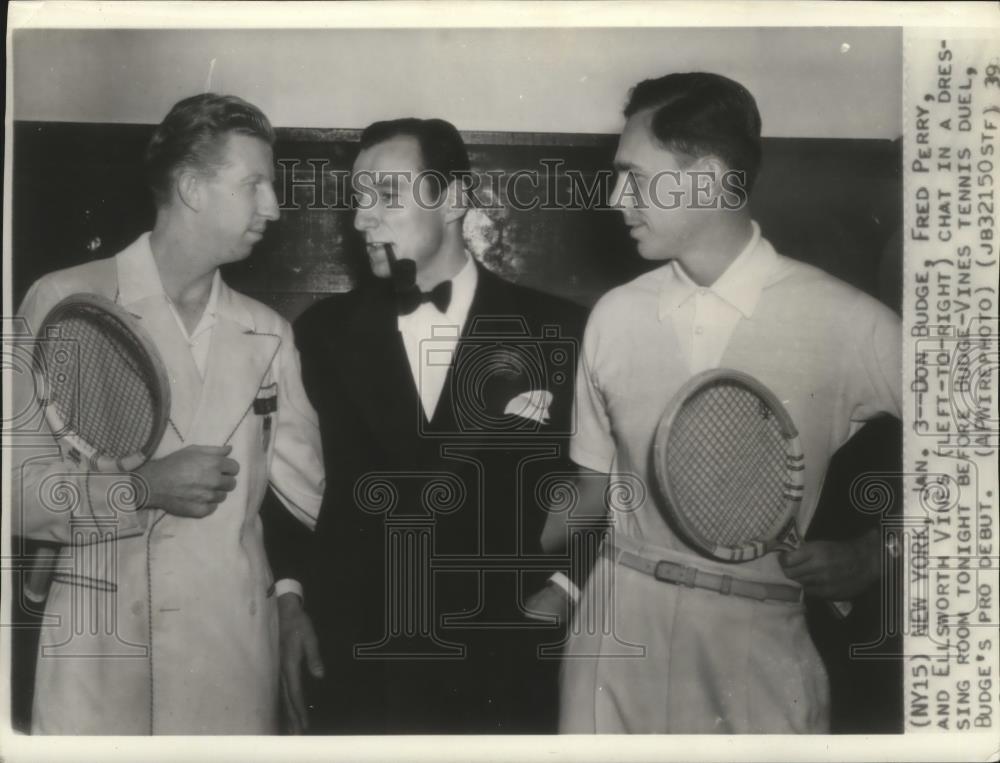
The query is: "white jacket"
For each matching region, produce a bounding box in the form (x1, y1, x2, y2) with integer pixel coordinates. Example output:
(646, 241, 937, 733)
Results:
(12, 234, 323, 734)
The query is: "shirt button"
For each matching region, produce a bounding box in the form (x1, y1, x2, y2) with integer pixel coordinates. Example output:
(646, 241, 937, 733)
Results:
(698, 288, 708, 296)
(694, 326, 704, 335)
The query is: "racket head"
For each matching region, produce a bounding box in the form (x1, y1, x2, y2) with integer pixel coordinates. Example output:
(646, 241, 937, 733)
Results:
(652, 368, 805, 563)
(33, 293, 171, 471)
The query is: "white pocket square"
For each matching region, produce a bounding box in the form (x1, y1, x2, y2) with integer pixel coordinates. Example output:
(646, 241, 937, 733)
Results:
(504, 389, 553, 424)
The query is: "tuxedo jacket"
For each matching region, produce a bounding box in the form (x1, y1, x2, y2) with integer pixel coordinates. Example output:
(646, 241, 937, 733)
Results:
(265, 264, 588, 733)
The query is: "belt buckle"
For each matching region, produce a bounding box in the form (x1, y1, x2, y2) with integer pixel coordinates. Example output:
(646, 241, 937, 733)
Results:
(654, 560, 697, 588)
(653, 560, 680, 584)
(719, 574, 733, 596)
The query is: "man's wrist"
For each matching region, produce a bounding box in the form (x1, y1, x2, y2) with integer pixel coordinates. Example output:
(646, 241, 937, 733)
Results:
(130, 471, 152, 510)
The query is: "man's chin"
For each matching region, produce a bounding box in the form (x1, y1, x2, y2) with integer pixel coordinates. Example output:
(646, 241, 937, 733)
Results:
(635, 242, 671, 261)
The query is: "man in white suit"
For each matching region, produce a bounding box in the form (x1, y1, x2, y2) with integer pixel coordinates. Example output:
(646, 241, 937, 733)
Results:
(11, 93, 324, 734)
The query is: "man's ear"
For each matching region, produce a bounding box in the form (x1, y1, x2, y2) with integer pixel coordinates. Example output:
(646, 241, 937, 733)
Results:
(175, 169, 203, 213)
(443, 178, 470, 225)
(690, 155, 728, 204)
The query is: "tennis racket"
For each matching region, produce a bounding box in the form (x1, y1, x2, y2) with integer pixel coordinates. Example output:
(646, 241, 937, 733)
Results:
(651, 368, 851, 616)
(25, 293, 171, 598)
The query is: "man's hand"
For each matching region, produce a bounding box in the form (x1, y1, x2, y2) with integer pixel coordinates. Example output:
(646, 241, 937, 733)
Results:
(278, 592, 324, 734)
(779, 528, 882, 600)
(133, 445, 239, 518)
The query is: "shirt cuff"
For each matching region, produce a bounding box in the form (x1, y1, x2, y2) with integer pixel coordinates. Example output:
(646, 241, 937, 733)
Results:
(23, 584, 48, 604)
(549, 571, 581, 603)
(274, 578, 303, 602)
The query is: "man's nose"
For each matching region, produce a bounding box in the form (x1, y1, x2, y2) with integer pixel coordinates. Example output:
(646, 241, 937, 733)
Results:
(259, 182, 280, 221)
(354, 205, 377, 231)
(610, 174, 632, 210)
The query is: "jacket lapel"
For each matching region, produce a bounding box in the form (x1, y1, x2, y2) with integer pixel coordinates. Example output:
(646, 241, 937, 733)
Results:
(136, 300, 205, 440)
(186, 282, 280, 446)
(332, 285, 425, 462)
(430, 266, 512, 432)
(114, 237, 204, 441)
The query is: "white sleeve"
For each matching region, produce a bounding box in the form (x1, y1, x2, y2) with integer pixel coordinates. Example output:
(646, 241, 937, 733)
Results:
(267, 317, 324, 531)
(847, 292, 902, 423)
(273, 578, 304, 601)
(548, 571, 581, 603)
(569, 310, 616, 473)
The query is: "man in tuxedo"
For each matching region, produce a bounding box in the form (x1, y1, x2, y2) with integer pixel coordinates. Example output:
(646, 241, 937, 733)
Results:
(265, 117, 587, 733)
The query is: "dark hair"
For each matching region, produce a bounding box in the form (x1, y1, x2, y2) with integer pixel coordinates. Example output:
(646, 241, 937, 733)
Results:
(144, 93, 275, 207)
(624, 72, 762, 192)
(358, 117, 471, 198)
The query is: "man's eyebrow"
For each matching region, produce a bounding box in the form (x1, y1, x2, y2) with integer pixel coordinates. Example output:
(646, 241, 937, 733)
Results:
(612, 160, 641, 173)
(350, 170, 410, 189)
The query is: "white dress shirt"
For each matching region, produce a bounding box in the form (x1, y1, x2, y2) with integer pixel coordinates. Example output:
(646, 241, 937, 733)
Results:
(164, 269, 222, 378)
(397, 252, 478, 420)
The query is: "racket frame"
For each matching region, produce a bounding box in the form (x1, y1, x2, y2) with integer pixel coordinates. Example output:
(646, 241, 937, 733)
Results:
(33, 293, 171, 473)
(652, 368, 806, 563)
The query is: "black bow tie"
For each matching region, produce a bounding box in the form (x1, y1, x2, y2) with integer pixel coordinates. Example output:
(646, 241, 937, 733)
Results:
(395, 279, 452, 315)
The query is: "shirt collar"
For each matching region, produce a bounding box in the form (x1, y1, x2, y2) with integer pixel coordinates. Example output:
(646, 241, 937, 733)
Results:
(445, 250, 478, 323)
(116, 232, 166, 305)
(116, 232, 254, 330)
(657, 221, 774, 321)
(167, 268, 222, 340)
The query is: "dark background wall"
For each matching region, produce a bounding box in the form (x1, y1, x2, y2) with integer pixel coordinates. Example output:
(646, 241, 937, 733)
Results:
(12, 122, 902, 316)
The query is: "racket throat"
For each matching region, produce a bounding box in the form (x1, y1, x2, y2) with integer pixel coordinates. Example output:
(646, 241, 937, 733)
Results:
(774, 517, 802, 553)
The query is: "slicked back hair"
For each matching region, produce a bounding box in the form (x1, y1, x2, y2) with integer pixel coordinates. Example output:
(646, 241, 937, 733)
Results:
(624, 72, 763, 192)
(358, 117, 471, 200)
(144, 93, 275, 208)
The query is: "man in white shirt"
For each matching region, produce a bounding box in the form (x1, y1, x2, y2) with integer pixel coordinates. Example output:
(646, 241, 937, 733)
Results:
(12, 93, 324, 733)
(267, 118, 587, 733)
(549, 72, 901, 733)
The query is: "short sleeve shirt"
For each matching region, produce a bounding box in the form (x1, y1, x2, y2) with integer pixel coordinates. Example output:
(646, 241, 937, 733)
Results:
(570, 226, 901, 580)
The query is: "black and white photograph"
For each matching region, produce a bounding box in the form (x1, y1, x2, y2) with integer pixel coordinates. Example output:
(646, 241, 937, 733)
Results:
(2, 2, 997, 761)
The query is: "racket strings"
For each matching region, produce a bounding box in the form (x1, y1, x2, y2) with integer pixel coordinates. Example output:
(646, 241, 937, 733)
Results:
(44, 311, 159, 457)
(665, 382, 791, 546)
